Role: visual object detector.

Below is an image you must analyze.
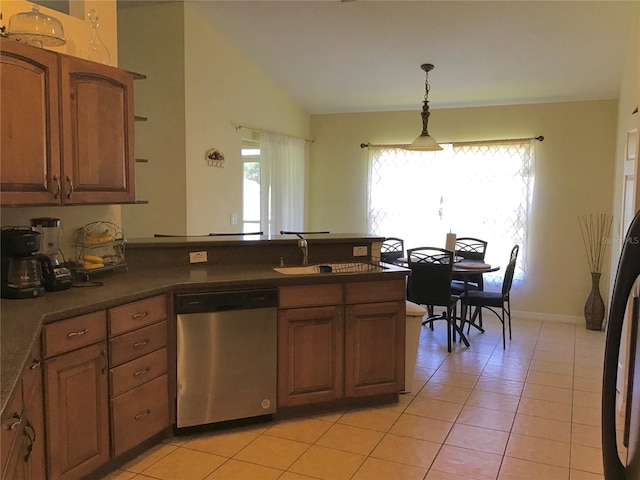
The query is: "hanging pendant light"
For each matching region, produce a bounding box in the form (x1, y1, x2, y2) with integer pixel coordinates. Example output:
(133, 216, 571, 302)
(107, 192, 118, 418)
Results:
(406, 63, 442, 151)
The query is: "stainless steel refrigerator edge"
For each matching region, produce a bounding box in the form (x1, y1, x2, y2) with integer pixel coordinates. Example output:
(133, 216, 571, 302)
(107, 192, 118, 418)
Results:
(603, 210, 640, 479)
(175, 289, 278, 428)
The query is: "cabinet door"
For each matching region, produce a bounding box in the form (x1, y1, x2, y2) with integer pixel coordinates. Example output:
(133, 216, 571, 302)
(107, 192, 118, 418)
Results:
(344, 301, 405, 397)
(0, 38, 61, 206)
(45, 342, 110, 480)
(59, 56, 135, 204)
(21, 352, 45, 480)
(278, 306, 344, 407)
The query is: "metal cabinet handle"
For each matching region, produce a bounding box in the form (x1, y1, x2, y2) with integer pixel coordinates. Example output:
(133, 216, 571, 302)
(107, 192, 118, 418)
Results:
(132, 311, 149, 320)
(6, 413, 22, 431)
(101, 350, 107, 374)
(66, 176, 74, 199)
(133, 367, 150, 377)
(23, 419, 35, 462)
(53, 175, 61, 199)
(133, 340, 149, 349)
(67, 328, 88, 338)
(134, 410, 151, 421)
(29, 359, 41, 370)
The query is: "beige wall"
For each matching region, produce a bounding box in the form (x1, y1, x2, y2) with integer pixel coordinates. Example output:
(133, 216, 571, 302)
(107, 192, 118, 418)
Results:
(309, 101, 618, 319)
(0, 0, 121, 258)
(182, 2, 310, 234)
(118, 1, 187, 238)
(116, 1, 310, 236)
(608, 4, 640, 288)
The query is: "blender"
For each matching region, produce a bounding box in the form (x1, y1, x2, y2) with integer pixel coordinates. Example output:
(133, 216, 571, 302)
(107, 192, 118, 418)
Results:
(30, 217, 73, 291)
(1, 226, 46, 299)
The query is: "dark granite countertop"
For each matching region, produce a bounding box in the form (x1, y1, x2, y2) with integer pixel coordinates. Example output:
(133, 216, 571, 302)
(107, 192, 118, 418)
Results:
(1, 260, 408, 415)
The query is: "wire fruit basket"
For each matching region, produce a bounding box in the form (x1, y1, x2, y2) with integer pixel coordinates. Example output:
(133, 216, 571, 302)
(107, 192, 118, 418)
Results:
(73, 221, 126, 275)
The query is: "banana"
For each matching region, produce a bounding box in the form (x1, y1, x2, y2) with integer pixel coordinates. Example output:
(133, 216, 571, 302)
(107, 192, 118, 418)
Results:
(83, 262, 104, 270)
(82, 255, 104, 264)
(83, 234, 112, 245)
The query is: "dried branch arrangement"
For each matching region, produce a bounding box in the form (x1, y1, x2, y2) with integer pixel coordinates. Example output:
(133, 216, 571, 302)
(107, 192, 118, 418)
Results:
(578, 213, 613, 273)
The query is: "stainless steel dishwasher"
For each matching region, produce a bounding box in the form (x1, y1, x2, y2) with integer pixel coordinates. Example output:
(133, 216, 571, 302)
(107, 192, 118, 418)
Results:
(175, 288, 278, 428)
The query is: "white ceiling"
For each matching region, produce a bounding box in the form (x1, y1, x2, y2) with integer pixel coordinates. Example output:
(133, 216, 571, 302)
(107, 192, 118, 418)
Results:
(187, 0, 637, 115)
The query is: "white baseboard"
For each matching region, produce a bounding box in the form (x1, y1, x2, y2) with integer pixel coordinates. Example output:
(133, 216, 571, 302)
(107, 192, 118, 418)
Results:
(512, 310, 584, 325)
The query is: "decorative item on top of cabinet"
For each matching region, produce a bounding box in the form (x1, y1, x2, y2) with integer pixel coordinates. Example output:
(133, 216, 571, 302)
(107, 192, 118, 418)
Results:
(73, 221, 126, 277)
(0, 38, 137, 206)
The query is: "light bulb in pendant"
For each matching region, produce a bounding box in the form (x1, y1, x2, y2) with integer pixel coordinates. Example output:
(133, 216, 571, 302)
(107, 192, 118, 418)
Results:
(82, 9, 110, 65)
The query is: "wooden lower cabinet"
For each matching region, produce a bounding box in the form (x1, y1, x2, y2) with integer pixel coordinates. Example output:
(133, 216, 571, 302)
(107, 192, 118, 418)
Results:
(277, 280, 406, 409)
(108, 295, 170, 458)
(278, 305, 344, 407)
(44, 342, 110, 480)
(111, 374, 169, 456)
(345, 301, 405, 397)
(1, 347, 45, 480)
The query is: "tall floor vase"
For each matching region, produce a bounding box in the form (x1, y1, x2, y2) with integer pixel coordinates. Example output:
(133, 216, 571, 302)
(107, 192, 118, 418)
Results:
(584, 272, 605, 330)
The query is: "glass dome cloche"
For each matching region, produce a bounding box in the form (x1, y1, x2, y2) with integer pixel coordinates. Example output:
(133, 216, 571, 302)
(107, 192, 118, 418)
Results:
(7, 5, 66, 48)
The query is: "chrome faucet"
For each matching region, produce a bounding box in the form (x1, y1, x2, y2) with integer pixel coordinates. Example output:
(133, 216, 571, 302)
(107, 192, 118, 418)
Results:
(296, 234, 308, 265)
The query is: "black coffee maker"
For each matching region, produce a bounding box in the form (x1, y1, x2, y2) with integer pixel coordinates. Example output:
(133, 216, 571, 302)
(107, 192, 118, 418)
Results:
(1, 226, 46, 299)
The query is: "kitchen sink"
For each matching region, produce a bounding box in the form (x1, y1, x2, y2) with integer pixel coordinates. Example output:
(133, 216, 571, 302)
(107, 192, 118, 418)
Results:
(273, 262, 386, 275)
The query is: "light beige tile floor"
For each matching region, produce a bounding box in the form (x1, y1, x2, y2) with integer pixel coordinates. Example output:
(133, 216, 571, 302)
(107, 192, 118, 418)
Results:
(103, 315, 627, 480)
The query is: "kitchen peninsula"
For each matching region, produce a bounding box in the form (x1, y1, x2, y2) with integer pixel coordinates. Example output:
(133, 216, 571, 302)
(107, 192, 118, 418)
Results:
(1, 234, 409, 480)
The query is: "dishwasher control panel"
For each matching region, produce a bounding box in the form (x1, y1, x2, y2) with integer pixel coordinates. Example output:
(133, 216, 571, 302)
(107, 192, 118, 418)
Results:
(174, 288, 278, 314)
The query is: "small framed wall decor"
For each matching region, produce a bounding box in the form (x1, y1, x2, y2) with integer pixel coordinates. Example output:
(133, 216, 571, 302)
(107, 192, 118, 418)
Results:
(206, 148, 225, 168)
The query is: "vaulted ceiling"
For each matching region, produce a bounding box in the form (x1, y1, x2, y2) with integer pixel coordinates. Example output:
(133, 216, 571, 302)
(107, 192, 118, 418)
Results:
(189, 0, 637, 114)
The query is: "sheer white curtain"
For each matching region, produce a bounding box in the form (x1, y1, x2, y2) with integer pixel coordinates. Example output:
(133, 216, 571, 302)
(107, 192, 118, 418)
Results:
(367, 139, 535, 287)
(260, 132, 306, 236)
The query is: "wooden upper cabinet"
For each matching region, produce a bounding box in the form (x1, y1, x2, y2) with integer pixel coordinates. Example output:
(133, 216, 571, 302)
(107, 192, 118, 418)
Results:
(0, 38, 136, 206)
(59, 56, 135, 204)
(0, 38, 61, 206)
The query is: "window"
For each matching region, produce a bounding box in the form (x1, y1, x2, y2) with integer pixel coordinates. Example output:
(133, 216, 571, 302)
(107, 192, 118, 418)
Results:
(367, 139, 535, 287)
(241, 133, 306, 236)
(242, 140, 261, 234)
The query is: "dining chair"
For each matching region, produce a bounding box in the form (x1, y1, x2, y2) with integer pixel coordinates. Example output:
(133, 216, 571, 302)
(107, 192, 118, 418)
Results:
(450, 237, 488, 294)
(460, 245, 519, 349)
(406, 247, 470, 352)
(381, 237, 405, 265)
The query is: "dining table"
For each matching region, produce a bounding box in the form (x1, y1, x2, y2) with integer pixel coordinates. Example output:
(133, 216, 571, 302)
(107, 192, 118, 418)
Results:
(396, 256, 500, 335)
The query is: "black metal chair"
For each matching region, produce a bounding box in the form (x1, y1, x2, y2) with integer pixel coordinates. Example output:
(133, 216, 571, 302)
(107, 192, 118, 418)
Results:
(406, 247, 469, 352)
(381, 237, 405, 265)
(460, 245, 520, 349)
(450, 237, 488, 294)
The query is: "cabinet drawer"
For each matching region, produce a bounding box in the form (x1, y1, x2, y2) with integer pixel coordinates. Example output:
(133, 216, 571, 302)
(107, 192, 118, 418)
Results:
(110, 348, 167, 397)
(43, 310, 107, 358)
(345, 280, 406, 304)
(111, 374, 169, 457)
(110, 321, 167, 367)
(109, 295, 168, 336)
(279, 284, 343, 308)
